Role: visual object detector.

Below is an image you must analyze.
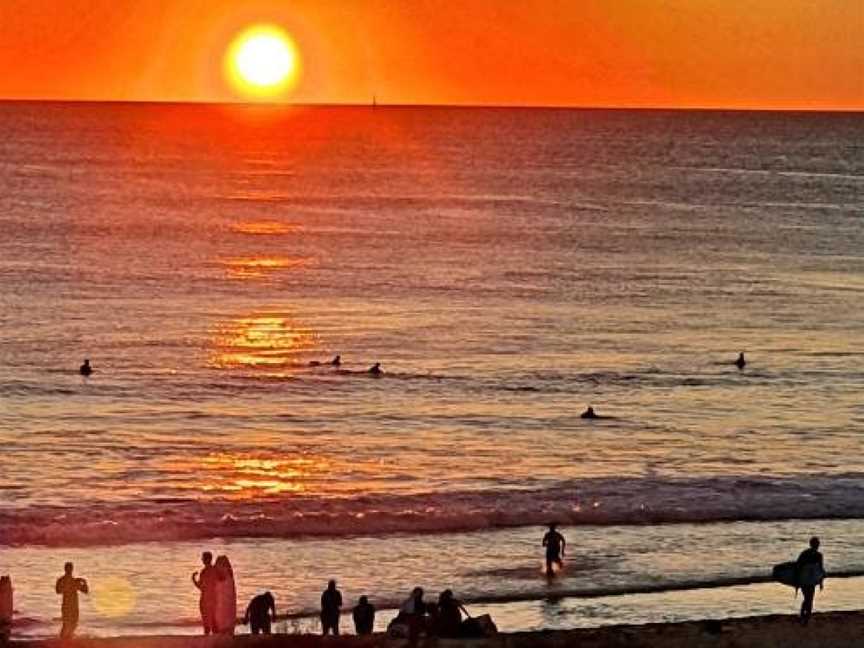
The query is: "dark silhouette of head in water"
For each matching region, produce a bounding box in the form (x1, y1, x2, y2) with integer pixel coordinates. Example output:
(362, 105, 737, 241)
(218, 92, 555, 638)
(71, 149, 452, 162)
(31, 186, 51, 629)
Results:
(735, 352, 746, 370)
(810, 536, 820, 550)
(580, 406, 597, 419)
(201, 551, 213, 567)
(311, 354, 342, 367)
(79, 359, 92, 377)
(368, 363, 382, 375)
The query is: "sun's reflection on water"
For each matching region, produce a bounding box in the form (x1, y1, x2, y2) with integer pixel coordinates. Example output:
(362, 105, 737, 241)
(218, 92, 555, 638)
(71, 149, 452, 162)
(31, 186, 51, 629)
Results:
(220, 256, 311, 279)
(210, 314, 318, 368)
(170, 453, 335, 498)
(230, 221, 300, 236)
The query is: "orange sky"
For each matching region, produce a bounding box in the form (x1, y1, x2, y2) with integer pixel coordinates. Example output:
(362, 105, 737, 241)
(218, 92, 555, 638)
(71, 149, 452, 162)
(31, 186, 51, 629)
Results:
(0, 0, 861, 109)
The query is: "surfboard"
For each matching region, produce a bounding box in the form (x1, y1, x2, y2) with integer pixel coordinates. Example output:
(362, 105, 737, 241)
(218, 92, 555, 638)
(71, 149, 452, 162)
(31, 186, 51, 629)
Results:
(773, 561, 825, 588)
(772, 561, 799, 587)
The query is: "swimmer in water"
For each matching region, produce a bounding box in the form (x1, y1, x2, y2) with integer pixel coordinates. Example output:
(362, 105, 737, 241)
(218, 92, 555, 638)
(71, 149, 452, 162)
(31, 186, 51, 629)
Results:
(79, 359, 92, 377)
(368, 363, 382, 376)
(310, 354, 342, 368)
(734, 352, 746, 370)
(580, 406, 598, 419)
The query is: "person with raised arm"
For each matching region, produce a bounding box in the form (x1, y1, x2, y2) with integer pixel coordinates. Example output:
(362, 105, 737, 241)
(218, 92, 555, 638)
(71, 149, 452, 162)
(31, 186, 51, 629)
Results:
(55, 562, 88, 639)
(191, 551, 218, 635)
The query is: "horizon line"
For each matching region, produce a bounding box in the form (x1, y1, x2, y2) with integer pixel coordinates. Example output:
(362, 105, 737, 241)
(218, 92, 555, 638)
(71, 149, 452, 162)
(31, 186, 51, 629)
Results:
(0, 97, 862, 114)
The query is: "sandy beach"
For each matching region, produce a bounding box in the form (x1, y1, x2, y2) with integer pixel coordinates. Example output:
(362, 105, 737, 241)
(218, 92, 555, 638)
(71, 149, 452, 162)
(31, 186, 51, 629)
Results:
(8, 611, 864, 648)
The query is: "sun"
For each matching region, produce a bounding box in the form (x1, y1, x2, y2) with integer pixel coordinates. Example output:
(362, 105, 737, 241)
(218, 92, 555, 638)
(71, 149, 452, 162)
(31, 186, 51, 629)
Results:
(225, 25, 300, 99)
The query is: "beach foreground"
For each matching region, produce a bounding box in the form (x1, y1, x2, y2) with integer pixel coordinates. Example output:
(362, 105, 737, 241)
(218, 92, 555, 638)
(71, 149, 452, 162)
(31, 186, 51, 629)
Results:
(10, 612, 864, 648)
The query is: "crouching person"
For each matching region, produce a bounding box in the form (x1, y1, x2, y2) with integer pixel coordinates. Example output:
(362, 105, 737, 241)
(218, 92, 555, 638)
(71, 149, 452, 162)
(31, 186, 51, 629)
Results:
(244, 591, 276, 635)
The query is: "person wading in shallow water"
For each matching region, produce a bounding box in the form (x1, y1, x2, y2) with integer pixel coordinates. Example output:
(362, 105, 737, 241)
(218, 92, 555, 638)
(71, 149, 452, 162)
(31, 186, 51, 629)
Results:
(542, 523, 566, 576)
(796, 536, 825, 625)
(55, 562, 88, 639)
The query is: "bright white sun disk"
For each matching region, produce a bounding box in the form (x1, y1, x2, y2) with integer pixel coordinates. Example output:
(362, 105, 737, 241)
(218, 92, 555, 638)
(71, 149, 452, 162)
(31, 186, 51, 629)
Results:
(225, 25, 300, 98)
(237, 35, 293, 86)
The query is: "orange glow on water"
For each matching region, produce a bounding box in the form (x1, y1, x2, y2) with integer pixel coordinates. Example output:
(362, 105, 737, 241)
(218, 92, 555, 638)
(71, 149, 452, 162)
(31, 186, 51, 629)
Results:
(230, 221, 299, 236)
(210, 315, 317, 368)
(171, 453, 335, 498)
(220, 256, 311, 279)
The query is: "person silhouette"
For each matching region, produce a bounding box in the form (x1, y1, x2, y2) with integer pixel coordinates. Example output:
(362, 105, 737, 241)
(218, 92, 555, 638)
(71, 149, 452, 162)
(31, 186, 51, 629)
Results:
(368, 363, 382, 376)
(1, 575, 13, 642)
(320, 579, 343, 636)
(191, 552, 218, 635)
(331, 355, 341, 366)
(796, 536, 825, 625)
(55, 562, 88, 639)
(734, 352, 746, 370)
(398, 587, 426, 641)
(79, 359, 93, 377)
(435, 589, 465, 638)
(352, 595, 375, 635)
(542, 523, 566, 576)
(580, 406, 598, 419)
(244, 591, 276, 635)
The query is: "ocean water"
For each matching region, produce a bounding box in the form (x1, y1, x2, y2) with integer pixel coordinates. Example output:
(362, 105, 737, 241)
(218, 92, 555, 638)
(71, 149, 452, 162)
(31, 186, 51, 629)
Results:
(0, 103, 862, 637)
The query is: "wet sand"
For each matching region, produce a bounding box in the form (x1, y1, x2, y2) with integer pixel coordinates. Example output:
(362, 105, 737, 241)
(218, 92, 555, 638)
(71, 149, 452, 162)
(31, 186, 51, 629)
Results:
(9, 611, 864, 648)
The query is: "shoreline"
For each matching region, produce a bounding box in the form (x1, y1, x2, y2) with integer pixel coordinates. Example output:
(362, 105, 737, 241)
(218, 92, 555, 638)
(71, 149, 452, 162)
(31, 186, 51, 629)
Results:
(9, 612, 864, 648)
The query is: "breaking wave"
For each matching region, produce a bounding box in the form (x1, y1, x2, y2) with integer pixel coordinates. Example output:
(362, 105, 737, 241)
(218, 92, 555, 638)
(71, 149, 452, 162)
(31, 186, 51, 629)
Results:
(2, 474, 864, 547)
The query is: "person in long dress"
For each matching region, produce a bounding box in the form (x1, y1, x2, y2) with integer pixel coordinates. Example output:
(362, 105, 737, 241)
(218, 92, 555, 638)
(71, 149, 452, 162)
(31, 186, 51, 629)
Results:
(213, 555, 237, 635)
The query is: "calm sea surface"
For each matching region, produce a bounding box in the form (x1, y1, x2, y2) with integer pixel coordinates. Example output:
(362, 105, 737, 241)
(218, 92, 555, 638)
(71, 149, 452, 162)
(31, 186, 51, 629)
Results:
(0, 103, 862, 636)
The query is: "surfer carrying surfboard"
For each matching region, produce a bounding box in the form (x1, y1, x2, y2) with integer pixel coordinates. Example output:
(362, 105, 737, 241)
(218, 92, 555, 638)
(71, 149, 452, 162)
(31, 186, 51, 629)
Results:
(542, 523, 566, 576)
(796, 536, 825, 625)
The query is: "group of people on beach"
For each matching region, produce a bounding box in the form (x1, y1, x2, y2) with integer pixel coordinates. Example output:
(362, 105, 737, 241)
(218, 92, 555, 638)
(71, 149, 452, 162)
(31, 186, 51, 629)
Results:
(191, 564, 489, 640)
(0, 527, 827, 641)
(318, 580, 490, 640)
(32, 526, 558, 640)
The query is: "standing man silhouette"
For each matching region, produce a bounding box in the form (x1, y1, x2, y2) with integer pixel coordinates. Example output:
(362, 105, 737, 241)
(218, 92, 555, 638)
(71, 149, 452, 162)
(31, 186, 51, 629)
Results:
(191, 552, 218, 635)
(796, 537, 825, 625)
(55, 562, 88, 639)
(320, 579, 343, 636)
(542, 523, 566, 576)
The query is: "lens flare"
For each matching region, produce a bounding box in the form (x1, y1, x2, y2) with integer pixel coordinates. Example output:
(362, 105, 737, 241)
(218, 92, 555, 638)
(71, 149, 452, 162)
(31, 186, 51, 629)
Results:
(225, 25, 300, 99)
(92, 575, 138, 618)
